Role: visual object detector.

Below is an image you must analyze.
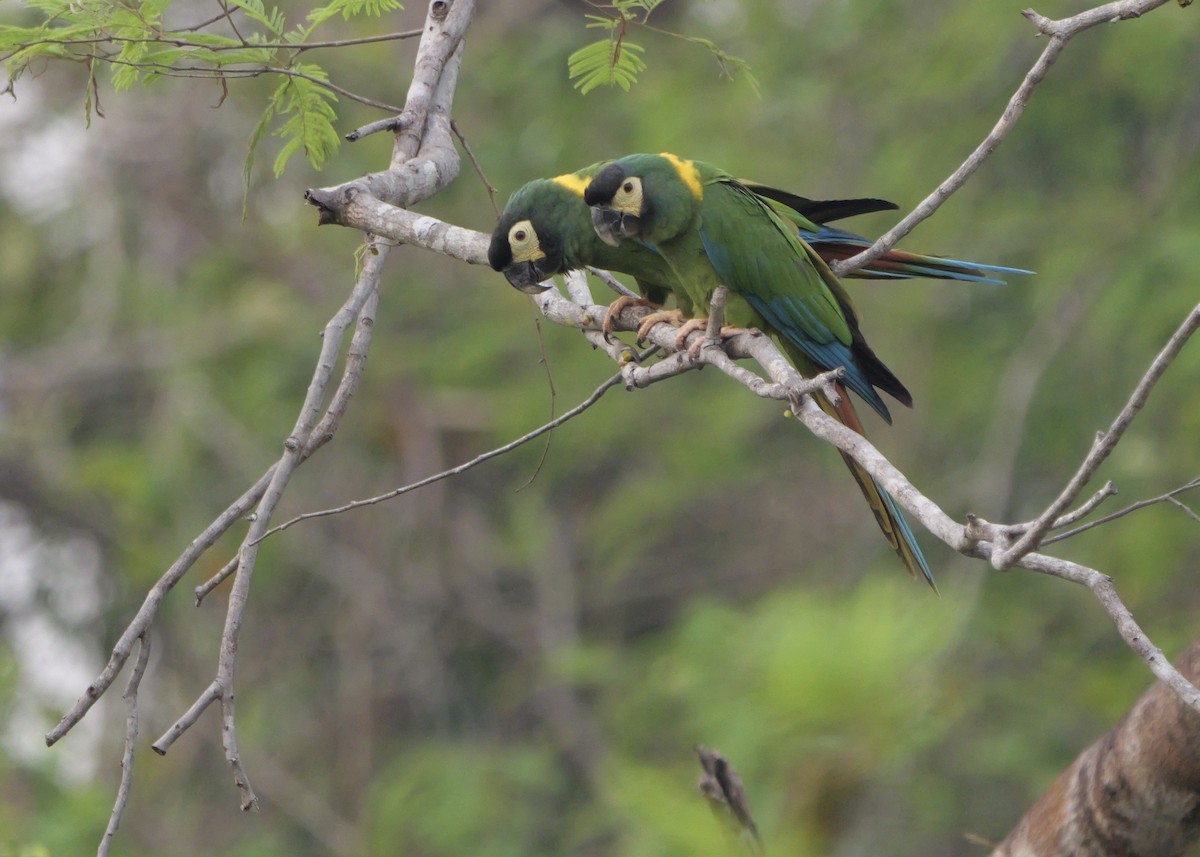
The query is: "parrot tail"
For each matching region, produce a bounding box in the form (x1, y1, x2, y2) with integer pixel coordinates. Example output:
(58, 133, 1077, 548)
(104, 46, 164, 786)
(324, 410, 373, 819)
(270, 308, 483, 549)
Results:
(801, 225, 1033, 286)
(814, 386, 937, 591)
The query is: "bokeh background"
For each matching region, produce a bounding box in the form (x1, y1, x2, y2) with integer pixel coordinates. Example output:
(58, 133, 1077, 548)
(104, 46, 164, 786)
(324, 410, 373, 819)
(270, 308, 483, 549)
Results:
(2, 1, 1199, 854)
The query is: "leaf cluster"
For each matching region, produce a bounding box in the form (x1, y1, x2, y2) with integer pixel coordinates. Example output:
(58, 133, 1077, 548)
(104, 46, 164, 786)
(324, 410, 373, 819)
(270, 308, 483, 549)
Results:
(566, 0, 756, 95)
(0, 0, 402, 174)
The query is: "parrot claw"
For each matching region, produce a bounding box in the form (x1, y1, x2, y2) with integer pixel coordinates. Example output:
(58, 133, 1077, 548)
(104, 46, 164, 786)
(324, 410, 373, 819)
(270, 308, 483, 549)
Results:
(603, 295, 656, 336)
(673, 318, 709, 352)
(634, 308, 687, 343)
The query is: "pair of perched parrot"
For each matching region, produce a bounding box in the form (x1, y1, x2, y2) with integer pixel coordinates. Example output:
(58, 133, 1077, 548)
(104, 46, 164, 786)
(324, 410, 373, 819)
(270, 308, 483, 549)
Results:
(488, 153, 1029, 589)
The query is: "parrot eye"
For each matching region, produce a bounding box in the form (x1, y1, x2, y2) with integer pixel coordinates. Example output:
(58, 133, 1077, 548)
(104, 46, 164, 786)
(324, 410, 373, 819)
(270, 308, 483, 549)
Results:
(506, 219, 545, 264)
(612, 176, 643, 211)
(509, 219, 536, 248)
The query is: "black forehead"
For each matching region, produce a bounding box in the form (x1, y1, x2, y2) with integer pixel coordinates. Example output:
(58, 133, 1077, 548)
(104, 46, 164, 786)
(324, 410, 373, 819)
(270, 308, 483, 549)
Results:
(583, 162, 628, 206)
(487, 226, 512, 271)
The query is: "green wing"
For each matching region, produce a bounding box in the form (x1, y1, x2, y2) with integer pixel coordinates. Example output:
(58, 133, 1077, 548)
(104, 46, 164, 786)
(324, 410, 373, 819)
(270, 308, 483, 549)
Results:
(695, 175, 904, 420)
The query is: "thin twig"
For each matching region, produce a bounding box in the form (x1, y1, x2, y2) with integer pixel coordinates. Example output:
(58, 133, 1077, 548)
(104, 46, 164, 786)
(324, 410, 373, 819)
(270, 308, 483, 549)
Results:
(46, 467, 273, 747)
(1008, 549, 1200, 711)
(1165, 496, 1200, 524)
(178, 10, 236, 33)
(159, 246, 388, 805)
(1002, 481, 1119, 537)
(254, 370, 626, 541)
(3, 30, 422, 56)
(1046, 481, 1119, 529)
(221, 692, 256, 811)
(152, 681, 219, 755)
(515, 309, 559, 494)
(1044, 476, 1200, 545)
(450, 118, 500, 217)
(585, 267, 640, 299)
(194, 555, 239, 605)
(346, 114, 410, 142)
(831, 0, 1178, 278)
(98, 632, 151, 857)
(831, 34, 1065, 276)
(96, 62, 406, 112)
(993, 303, 1200, 568)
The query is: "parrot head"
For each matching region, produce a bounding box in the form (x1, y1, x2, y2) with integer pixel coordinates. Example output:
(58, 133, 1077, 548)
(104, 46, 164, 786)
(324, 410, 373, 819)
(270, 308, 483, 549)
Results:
(487, 179, 579, 293)
(584, 153, 703, 247)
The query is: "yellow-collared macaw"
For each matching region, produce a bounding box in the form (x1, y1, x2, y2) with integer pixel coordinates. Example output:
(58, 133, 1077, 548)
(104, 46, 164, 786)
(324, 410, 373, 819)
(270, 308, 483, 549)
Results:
(488, 162, 1025, 316)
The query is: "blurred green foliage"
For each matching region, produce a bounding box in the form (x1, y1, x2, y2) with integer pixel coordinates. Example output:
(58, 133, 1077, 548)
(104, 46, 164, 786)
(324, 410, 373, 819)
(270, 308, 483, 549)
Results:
(1, 1, 1199, 855)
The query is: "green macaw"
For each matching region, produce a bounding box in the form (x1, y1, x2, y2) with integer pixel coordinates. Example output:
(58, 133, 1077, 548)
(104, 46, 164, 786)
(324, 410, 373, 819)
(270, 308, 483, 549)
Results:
(489, 164, 889, 330)
(582, 153, 947, 587)
(487, 162, 1026, 323)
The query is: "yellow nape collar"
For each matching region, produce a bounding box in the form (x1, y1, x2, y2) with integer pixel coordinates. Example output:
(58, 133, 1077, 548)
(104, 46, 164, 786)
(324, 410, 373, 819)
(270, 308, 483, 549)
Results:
(659, 152, 703, 201)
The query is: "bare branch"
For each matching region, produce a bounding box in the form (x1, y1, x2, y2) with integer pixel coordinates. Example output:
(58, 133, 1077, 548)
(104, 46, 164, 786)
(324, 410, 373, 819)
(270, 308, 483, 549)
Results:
(56, 0, 477, 792)
(1165, 495, 1200, 524)
(63, 4, 481, 813)
(46, 468, 271, 747)
(154, 243, 387, 803)
(832, 0, 1181, 278)
(1044, 475, 1200, 545)
(152, 681, 219, 755)
(221, 691, 257, 811)
(450, 118, 500, 217)
(1022, 0, 1180, 36)
(194, 555, 239, 606)
(795, 394, 1200, 713)
(255, 368, 627, 540)
(993, 303, 1200, 568)
(98, 632, 151, 857)
(585, 266, 640, 299)
(1001, 480, 1119, 538)
(506, 278, 1200, 710)
(1003, 551, 1200, 712)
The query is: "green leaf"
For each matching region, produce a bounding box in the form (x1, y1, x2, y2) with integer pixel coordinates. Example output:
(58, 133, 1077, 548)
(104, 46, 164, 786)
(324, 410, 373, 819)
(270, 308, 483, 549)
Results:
(306, 0, 403, 27)
(224, 0, 286, 37)
(268, 64, 340, 175)
(22, 0, 77, 15)
(582, 14, 621, 31)
(110, 38, 149, 91)
(272, 134, 304, 178)
(1, 26, 76, 81)
(568, 38, 646, 95)
(138, 0, 173, 24)
(243, 101, 276, 213)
